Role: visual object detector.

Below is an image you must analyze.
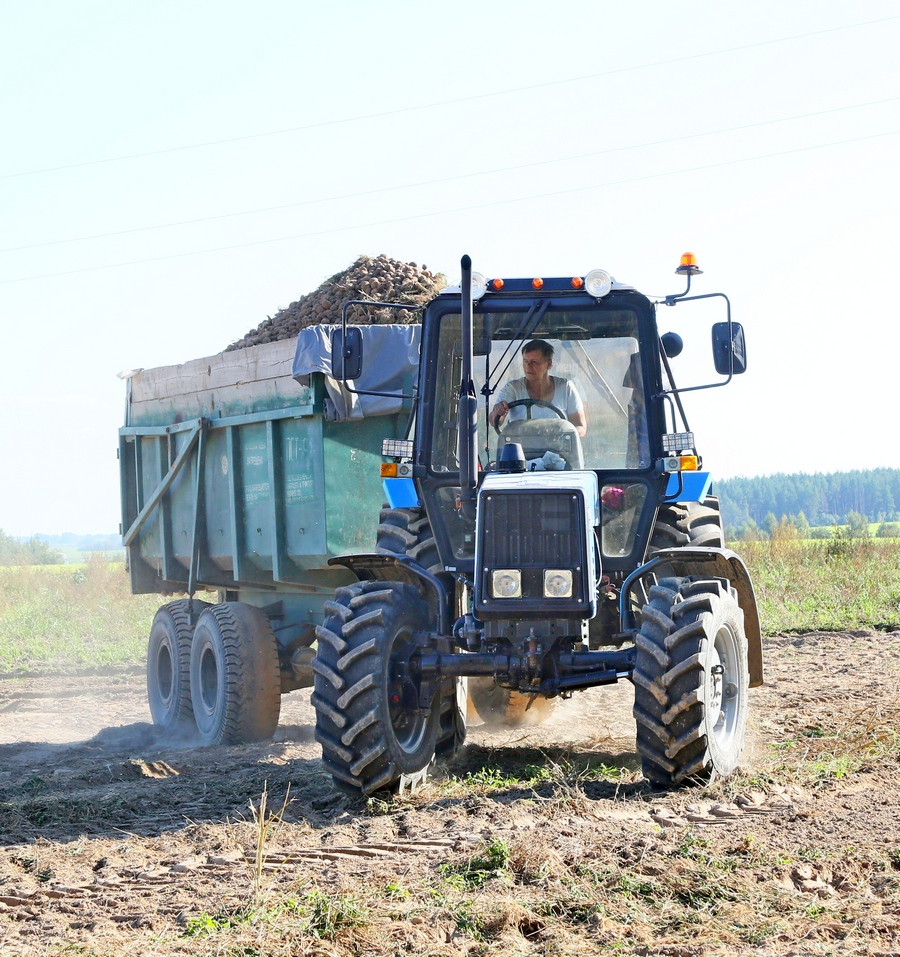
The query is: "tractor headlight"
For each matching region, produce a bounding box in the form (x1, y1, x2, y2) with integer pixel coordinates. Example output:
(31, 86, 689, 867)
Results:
(491, 569, 522, 599)
(543, 569, 574, 599)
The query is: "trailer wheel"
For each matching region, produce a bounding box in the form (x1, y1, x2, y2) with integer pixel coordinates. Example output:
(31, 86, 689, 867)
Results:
(312, 581, 446, 795)
(147, 599, 210, 732)
(189, 603, 281, 746)
(633, 577, 749, 787)
(467, 679, 558, 728)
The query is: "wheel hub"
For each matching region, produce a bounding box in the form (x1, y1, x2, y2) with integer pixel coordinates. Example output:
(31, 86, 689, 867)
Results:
(710, 624, 742, 746)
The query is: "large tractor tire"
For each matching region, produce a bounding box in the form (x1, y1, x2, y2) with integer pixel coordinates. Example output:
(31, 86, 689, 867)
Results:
(147, 598, 210, 733)
(632, 577, 749, 787)
(312, 580, 455, 795)
(376, 506, 443, 575)
(627, 495, 726, 623)
(375, 506, 465, 754)
(189, 603, 281, 746)
(467, 680, 558, 728)
(650, 496, 724, 553)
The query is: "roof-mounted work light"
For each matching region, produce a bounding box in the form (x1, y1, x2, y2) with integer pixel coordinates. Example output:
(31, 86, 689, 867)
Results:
(584, 269, 612, 298)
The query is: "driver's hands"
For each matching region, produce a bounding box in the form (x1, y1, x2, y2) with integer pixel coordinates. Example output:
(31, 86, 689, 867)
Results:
(491, 400, 510, 427)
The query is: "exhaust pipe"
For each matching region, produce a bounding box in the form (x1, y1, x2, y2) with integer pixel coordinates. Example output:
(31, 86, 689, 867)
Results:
(458, 254, 478, 520)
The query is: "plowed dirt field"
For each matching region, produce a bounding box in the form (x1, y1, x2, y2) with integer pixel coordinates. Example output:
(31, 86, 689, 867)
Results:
(1, 630, 899, 956)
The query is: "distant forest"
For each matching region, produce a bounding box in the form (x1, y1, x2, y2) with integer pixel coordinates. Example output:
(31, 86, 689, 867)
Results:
(715, 468, 900, 537)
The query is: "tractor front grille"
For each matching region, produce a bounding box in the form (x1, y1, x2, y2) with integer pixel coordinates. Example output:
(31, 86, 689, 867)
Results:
(480, 490, 582, 569)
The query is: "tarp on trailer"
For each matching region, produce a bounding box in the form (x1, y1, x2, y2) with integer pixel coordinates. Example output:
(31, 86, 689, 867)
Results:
(292, 324, 420, 421)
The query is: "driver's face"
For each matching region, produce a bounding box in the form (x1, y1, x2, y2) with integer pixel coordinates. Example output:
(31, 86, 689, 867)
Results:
(522, 350, 552, 381)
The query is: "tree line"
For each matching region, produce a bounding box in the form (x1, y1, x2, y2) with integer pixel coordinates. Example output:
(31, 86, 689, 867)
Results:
(715, 468, 900, 539)
(0, 529, 64, 565)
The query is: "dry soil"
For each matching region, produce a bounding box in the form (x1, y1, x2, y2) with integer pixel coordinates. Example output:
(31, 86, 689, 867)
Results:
(1, 630, 899, 956)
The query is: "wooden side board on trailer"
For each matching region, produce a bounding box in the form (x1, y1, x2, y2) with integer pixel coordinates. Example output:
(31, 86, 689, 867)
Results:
(126, 339, 310, 427)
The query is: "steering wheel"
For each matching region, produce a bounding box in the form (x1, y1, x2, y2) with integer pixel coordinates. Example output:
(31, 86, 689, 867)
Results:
(493, 398, 566, 434)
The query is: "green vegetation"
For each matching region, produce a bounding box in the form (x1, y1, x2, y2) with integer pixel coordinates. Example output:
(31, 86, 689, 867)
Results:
(0, 536, 895, 675)
(737, 537, 900, 632)
(440, 839, 512, 889)
(0, 557, 166, 671)
(185, 890, 366, 940)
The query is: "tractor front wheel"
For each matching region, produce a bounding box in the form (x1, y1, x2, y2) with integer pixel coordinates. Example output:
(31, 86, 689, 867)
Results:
(312, 581, 448, 795)
(632, 577, 749, 787)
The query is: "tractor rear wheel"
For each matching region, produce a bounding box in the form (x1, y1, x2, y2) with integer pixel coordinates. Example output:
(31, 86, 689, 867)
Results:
(147, 599, 210, 733)
(312, 581, 451, 795)
(376, 506, 444, 575)
(189, 603, 281, 746)
(650, 496, 724, 553)
(632, 577, 749, 786)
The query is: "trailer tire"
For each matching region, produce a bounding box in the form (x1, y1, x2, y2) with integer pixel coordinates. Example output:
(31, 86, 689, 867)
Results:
(189, 603, 281, 746)
(467, 679, 558, 728)
(633, 577, 749, 787)
(312, 581, 446, 795)
(147, 599, 210, 732)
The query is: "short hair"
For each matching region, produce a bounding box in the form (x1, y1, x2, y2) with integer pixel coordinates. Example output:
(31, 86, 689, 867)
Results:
(521, 339, 554, 360)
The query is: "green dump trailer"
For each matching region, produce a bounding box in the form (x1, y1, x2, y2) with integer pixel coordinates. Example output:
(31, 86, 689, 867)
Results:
(119, 326, 424, 746)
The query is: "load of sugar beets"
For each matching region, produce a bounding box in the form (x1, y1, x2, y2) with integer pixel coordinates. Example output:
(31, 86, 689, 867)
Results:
(225, 254, 444, 349)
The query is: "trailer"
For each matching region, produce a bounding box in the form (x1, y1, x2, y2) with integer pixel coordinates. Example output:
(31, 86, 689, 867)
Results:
(118, 324, 464, 749)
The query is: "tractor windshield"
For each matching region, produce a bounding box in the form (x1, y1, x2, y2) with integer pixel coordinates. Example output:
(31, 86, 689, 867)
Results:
(429, 306, 651, 474)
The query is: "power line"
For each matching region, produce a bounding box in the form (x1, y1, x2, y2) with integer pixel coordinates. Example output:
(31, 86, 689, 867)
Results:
(2, 14, 897, 180)
(3, 96, 897, 254)
(3, 128, 896, 285)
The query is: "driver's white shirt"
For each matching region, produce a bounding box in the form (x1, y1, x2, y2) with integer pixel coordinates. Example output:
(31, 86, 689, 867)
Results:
(495, 376, 584, 423)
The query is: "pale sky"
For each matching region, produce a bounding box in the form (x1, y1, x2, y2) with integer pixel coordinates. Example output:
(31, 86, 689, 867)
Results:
(2, 1, 898, 536)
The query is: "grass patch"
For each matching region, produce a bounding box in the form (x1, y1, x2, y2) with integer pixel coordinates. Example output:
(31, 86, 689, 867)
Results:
(0, 557, 208, 672)
(440, 839, 512, 889)
(185, 890, 366, 941)
(735, 538, 900, 632)
(765, 696, 900, 786)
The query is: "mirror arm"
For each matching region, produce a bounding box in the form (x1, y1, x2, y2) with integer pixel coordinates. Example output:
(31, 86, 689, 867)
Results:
(657, 347, 691, 434)
(653, 291, 735, 398)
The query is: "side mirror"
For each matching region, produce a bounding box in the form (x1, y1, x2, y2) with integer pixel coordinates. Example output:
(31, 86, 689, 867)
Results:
(331, 327, 363, 380)
(712, 321, 747, 376)
(660, 332, 684, 358)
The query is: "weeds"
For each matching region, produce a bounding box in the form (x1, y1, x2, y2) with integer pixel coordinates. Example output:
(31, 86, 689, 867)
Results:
(440, 839, 511, 889)
(185, 890, 365, 941)
(737, 537, 900, 632)
(243, 782, 292, 903)
(303, 889, 366, 938)
(0, 558, 181, 671)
